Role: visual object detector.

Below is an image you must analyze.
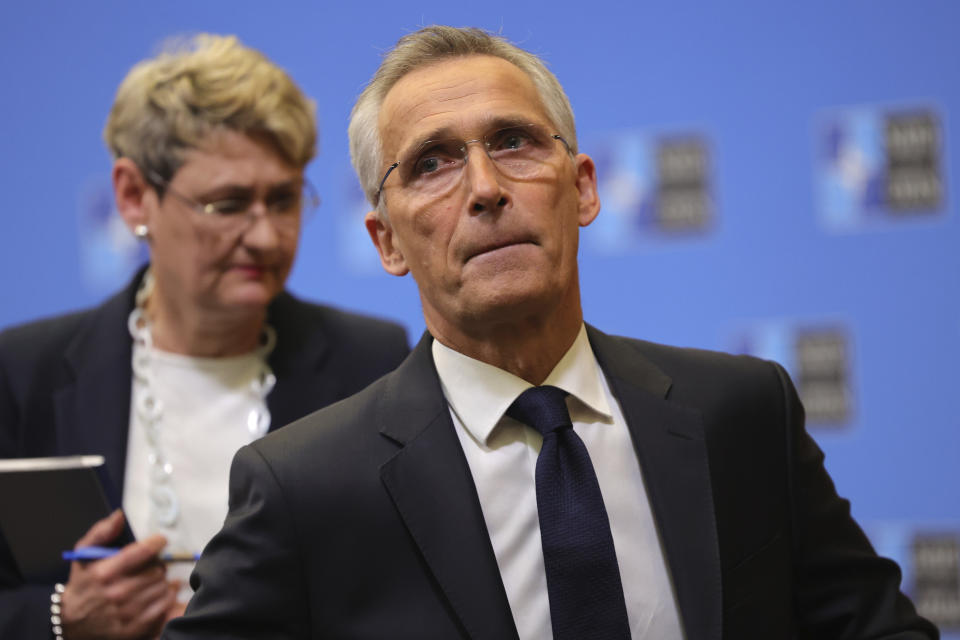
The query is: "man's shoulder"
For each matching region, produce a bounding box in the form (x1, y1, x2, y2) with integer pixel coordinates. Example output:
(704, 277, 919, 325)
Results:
(249, 335, 434, 470)
(594, 328, 775, 376)
(247, 372, 398, 479)
(589, 327, 786, 405)
(592, 329, 796, 453)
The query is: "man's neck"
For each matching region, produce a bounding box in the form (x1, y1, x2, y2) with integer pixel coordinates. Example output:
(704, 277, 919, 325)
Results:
(426, 303, 584, 386)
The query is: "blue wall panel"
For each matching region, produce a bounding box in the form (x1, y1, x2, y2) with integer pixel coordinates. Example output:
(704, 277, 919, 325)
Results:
(1, 0, 957, 630)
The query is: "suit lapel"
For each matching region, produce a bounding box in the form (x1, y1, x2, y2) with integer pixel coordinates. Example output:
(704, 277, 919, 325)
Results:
(588, 326, 721, 640)
(378, 335, 519, 640)
(55, 276, 140, 500)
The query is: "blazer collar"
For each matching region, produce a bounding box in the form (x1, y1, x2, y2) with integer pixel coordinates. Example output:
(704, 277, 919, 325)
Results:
(263, 291, 333, 430)
(56, 270, 142, 499)
(378, 333, 520, 640)
(376, 328, 722, 640)
(588, 325, 722, 640)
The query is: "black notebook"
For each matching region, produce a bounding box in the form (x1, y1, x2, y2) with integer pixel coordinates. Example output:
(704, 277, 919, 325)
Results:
(0, 455, 133, 583)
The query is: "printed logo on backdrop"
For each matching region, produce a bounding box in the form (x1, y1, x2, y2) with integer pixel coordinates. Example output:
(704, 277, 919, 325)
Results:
(78, 177, 148, 294)
(913, 534, 960, 630)
(731, 320, 853, 427)
(816, 105, 946, 232)
(865, 524, 960, 633)
(587, 131, 713, 253)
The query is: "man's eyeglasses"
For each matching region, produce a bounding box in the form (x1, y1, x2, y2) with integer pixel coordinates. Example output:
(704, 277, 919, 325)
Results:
(147, 169, 320, 234)
(375, 123, 572, 204)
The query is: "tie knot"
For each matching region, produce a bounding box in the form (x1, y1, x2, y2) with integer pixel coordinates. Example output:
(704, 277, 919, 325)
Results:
(506, 385, 572, 437)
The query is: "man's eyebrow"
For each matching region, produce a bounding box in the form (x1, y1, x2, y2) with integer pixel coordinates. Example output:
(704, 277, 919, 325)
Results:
(399, 126, 457, 159)
(399, 114, 544, 159)
(485, 115, 538, 131)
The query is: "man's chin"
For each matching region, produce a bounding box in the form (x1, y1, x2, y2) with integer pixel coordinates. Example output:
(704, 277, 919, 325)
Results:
(459, 283, 560, 326)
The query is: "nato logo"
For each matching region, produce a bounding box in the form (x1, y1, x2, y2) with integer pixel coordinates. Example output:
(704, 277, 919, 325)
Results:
(78, 178, 148, 294)
(816, 105, 945, 231)
(866, 524, 960, 635)
(588, 131, 713, 253)
(912, 533, 960, 630)
(731, 321, 853, 427)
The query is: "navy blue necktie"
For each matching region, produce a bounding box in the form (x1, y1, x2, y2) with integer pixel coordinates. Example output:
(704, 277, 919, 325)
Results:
(507, 385, 631, 640)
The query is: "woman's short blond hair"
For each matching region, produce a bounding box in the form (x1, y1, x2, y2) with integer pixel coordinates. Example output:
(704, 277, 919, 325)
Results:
(348, 26, 578, 208)
(104, 34, 316, 186)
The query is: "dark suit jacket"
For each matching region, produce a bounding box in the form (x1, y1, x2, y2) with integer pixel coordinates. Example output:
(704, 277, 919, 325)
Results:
(164, 327, 937, 640)
(0, 270, 410, 638)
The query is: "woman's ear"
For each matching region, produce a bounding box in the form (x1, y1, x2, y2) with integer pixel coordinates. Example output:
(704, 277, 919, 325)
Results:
(112, 158, 155, 238)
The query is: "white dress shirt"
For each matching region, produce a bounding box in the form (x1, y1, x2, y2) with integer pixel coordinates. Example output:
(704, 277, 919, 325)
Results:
(432, 326, 685, 640)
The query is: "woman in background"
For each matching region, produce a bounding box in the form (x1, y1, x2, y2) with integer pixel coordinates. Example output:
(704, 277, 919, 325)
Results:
(0, 34, 409, 639)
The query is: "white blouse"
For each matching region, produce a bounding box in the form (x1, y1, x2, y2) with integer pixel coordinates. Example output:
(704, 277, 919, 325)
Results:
(123, 343, 269, 601)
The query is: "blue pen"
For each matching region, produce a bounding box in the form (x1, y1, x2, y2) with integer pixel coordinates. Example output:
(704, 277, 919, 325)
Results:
(63, 546, 200, 562)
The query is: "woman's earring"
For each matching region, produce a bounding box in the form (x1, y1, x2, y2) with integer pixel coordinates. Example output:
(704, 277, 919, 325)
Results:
(134, 224, 149, 239)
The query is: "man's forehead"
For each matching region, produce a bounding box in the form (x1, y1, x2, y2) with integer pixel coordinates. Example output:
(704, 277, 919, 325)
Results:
(377, 55, 550, 155)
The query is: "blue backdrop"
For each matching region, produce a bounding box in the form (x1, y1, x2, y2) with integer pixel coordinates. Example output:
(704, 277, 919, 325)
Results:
(1, 0, 957, 630)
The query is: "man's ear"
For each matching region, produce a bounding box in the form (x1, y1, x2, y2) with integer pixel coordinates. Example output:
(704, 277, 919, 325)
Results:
(364, 210, 410, 276)
(573, 153, 601, 227)
(112, 158, 155, 236)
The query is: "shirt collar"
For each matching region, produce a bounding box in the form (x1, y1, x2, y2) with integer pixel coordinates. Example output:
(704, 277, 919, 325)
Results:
(432, 325, 613, 446)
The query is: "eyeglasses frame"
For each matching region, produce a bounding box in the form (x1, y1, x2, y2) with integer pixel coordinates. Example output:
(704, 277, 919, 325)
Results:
(374, 124, 572, 205)
(144, 168, 320, 231)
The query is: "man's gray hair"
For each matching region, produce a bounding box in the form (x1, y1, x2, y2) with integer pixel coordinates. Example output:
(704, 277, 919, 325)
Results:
(348, 25, 578, 208)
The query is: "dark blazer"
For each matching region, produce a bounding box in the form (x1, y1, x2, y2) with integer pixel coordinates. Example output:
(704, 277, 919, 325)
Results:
(164, 327, 937, 640)
(0, 271, 410, 639)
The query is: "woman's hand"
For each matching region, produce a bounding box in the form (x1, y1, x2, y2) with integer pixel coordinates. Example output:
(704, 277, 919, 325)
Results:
(59, 510, 178, 639)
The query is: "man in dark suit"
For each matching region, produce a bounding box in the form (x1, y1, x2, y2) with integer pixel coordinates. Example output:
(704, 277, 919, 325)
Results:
(165, 26, 937, 639)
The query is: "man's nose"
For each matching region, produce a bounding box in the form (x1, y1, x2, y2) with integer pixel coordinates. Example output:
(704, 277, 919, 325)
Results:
(463, 144, 507, 213)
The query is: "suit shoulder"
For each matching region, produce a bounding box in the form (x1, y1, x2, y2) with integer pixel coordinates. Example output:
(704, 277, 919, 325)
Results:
(0, 309, 95, 370)
(596, 332, 796, 455)
(0, 308, 106, 436)
(628, 336, 775, 377)
(596, 331, 785, 403)
(0, 277, 134, 373)
(252, 373, 389, 464)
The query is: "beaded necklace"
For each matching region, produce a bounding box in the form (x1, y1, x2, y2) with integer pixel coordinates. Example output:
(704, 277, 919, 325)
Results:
(126, 271, 276, 528)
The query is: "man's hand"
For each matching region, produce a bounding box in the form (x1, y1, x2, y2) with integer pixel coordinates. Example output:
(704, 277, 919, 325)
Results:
(59, 510, 178, 639)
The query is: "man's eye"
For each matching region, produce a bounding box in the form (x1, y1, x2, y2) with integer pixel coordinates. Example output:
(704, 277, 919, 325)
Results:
(413, 152, 458, 176)
(416, 156, 442, 175)
(409, 141, 462, 178)
(492, 129, 534, 152)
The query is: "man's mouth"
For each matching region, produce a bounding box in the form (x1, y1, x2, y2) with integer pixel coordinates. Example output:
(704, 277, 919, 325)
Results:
(465, 238, 535, 263)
